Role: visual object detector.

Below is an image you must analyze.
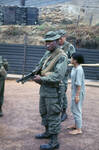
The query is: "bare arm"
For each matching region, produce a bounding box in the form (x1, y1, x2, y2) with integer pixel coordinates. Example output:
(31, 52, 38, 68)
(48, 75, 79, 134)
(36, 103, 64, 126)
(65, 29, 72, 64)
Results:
(75, 85, 81, 104)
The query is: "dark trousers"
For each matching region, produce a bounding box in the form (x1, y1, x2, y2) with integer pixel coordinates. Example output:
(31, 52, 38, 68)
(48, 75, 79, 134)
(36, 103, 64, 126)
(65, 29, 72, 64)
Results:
(0, 78, 5, 107)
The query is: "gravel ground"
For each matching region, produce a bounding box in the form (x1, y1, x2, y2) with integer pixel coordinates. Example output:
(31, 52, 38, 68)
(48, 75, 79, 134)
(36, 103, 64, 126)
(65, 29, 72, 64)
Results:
(0, 80, 99, 150)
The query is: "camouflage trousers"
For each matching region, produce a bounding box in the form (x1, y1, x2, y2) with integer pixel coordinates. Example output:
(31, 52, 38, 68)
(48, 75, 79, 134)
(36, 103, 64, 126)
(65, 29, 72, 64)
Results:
(0, 78, 5, 107)
(39, 96, 61, 135)
(61, 85, 68, 110)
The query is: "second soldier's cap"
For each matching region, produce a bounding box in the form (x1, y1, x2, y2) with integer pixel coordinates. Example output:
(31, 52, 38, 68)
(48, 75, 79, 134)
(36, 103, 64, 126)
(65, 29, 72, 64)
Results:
(57, 29, 66, 37)
(43, 31, 61, 41)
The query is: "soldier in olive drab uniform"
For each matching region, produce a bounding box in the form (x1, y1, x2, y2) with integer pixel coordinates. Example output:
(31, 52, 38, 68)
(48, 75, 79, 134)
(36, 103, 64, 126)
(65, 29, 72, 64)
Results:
(58, 30, 76, 122)
(0, 56, 8, 117)
(33, 31, 68, 150)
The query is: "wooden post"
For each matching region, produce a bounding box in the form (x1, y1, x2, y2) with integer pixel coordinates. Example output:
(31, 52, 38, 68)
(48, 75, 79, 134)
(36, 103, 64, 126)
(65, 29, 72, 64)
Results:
(77, 15, 80, 27)
(89, 14, 93, 26)
(22, 34, 27, 77)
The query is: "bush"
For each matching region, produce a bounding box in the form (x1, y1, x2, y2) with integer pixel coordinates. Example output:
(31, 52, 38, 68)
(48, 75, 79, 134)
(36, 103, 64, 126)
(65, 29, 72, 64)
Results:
(61, 18, 73, 25)
(4, 26, 25, 36)
(95, 23, 99, 26)
(37, 23, 49, 31)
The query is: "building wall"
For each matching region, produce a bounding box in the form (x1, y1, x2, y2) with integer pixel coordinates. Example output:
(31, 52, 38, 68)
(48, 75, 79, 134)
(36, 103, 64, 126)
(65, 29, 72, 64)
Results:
(0, 0, 69, 7)
(0, 6, 39, 25)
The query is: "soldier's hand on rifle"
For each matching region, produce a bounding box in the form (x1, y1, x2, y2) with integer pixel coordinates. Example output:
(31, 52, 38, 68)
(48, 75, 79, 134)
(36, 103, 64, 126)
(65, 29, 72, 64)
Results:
(33, 75, 42, 84)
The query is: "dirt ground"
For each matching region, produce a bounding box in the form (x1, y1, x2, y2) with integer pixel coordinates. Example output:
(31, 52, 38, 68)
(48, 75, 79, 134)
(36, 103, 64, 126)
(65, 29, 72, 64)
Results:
(0, 80, 99, 150)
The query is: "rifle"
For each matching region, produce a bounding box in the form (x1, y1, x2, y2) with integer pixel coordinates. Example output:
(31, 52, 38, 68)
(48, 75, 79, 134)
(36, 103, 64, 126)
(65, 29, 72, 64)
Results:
(16, 65, 42, 84)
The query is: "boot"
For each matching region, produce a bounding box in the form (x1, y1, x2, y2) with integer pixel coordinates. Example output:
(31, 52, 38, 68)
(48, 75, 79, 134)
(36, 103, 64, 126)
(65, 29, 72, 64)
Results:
(61, 109, 68, 122)
(0, 106, 3, 117)
(35, 126, 50, 139)
(40, 134, 60, 150)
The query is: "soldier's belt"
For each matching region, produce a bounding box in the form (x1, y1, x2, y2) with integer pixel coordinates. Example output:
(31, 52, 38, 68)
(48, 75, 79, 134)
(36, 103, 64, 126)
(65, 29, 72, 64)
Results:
(43, 82, 59, 88)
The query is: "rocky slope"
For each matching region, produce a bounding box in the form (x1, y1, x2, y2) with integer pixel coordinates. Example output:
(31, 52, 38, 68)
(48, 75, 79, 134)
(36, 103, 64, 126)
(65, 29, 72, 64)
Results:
(0, 2, 99, 49)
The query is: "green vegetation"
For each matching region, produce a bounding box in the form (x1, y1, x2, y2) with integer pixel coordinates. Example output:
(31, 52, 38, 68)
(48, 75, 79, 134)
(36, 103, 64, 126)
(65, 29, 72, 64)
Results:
(3, 26, 26, 36)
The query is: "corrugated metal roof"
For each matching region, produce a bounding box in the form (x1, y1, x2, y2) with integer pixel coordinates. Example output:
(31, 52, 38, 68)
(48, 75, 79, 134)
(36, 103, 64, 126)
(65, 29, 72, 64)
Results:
(0, 43, 99, 80)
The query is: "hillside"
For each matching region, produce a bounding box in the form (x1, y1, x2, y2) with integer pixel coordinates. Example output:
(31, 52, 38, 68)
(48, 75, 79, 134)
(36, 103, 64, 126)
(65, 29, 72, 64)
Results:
(0, 1, 99, 49)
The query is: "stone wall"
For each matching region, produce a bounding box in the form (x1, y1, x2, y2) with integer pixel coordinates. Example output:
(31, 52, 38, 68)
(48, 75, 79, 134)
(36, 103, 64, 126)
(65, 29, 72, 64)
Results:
(0, 6, 39, 25)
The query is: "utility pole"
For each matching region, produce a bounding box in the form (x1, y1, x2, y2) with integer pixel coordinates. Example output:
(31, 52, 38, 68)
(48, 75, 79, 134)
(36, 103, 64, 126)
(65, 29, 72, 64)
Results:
(20, 0, 25, 6)
(89, 14, 93, 26)
(77, 15, 80, 27)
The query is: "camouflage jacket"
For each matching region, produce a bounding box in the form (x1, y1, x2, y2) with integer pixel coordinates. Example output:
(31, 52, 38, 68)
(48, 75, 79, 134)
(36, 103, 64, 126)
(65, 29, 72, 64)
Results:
(36, 51, 50, 69)
(0, 56, 8, 79)
(61, 41, 76, 62)
(39, 48, 68, 97)
(60, 41, 76, 85)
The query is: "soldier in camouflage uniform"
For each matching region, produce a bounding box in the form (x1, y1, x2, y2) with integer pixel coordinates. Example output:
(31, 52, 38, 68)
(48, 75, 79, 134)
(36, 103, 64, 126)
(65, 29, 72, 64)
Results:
(33, 31, 68, 150)
(58, 30, 76, 122)
(0, 56, 8, 117)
